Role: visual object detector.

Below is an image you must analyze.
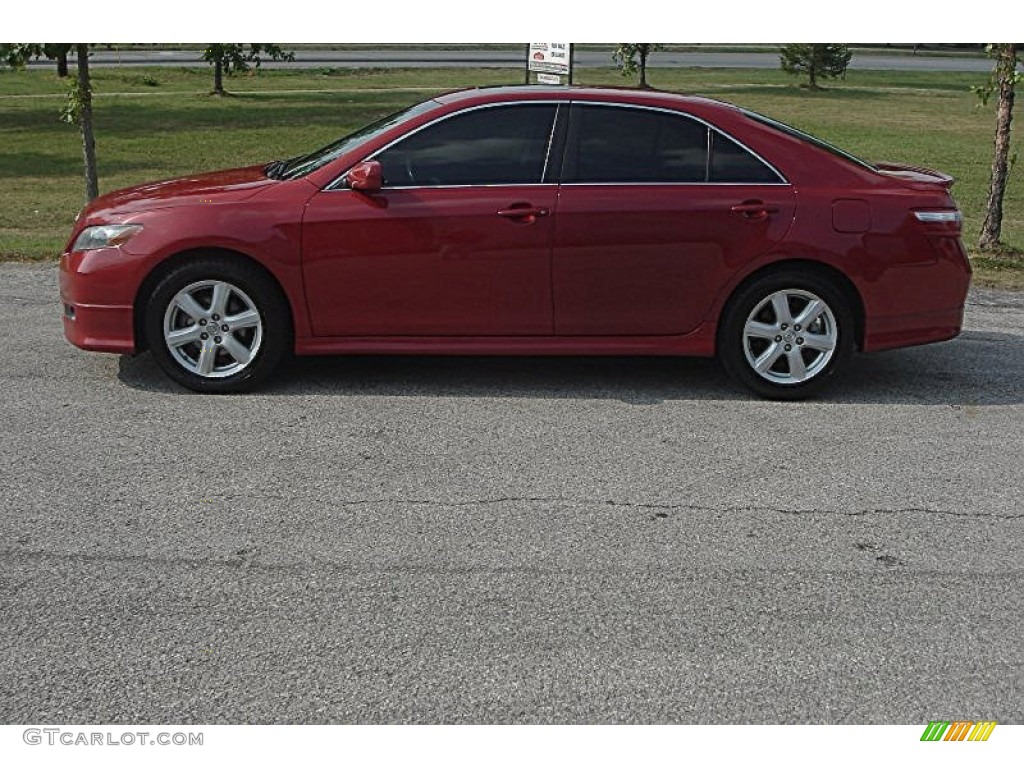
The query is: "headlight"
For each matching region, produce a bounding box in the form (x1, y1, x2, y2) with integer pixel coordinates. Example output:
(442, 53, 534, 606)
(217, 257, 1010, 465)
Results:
(72, 224, 144, 251)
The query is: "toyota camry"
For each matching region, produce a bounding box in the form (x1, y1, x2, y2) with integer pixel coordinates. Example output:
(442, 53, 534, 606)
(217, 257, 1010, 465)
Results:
(59, 85, 971, 398)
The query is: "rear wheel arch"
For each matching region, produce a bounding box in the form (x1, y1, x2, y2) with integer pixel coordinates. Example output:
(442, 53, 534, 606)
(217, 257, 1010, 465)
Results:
(717, 259, 865, 353)
(715, 259, 864, 399)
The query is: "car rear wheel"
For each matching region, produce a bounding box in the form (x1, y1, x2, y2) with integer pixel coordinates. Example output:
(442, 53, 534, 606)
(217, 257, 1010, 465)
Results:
(719, 270, 854, 400)
(144, 258, 290, 393)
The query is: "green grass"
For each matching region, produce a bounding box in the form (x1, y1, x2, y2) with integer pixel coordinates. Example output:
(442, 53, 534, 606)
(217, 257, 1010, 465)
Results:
(970, 256, 1024, 290)
(1, 64, 1021, 290)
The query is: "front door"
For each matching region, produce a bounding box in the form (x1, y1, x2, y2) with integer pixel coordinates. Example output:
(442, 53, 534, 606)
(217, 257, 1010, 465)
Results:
(302, 103, 561, 337)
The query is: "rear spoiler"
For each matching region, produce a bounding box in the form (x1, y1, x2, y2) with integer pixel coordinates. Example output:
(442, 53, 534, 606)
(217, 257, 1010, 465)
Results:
(873, 161, 955, 189)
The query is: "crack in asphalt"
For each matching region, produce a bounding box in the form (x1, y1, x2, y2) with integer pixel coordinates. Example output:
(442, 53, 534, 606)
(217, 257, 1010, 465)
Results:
(323, 496, 1024, 520)
(1, 500, 1018, 576)
(14, 493, 1011, 521)
(2, 547, 1018, 579)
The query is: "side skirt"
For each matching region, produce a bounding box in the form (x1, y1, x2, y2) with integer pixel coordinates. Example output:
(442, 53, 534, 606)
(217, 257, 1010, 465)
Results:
(294, 322, 717, 358)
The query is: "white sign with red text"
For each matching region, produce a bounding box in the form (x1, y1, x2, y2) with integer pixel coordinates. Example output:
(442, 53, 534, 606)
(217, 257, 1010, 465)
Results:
(528, 43, 570, 75)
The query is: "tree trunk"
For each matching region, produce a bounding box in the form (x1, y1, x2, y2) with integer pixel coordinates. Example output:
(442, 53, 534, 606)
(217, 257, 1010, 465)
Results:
(639, 47, 648, 88)
(56, 49, 68, 78)
(76, 44, 99, 202)
(979, 44, 1018, 252)
(808, 45, 819, 89)
(213, 58, 224, 95)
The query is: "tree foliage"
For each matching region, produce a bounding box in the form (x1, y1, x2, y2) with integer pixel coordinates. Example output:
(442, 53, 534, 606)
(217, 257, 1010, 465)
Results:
(780, 44, 852, 89)
(1, 43, 43, 68)
(202, 44, 294, 95)
(612, 44, 663, 88)
(976, 44, 1021, 254)
(1, 43, 72, 76)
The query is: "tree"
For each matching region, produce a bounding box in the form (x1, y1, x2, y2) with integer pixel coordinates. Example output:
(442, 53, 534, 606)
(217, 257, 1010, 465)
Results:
(202, 44, 294, 96)
(612, 44, 663, 89)
(780, 44, 853, 89)
(976, 44, 1021, 253)
(2, 43, 98, 201)
(64, 44, 99, 201)
(1, 43, 72, 77)
(44, 44, 72, 77)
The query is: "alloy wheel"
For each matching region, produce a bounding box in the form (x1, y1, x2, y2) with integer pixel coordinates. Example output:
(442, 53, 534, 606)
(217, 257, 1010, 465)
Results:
(162, 279, 263, 378)
(741, 289, 838, 385)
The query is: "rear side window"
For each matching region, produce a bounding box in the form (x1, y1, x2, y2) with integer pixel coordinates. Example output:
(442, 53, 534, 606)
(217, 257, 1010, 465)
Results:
(376, 104, 558, 187)
(565, 105, 708, 183)
(564, 104, 783, 184)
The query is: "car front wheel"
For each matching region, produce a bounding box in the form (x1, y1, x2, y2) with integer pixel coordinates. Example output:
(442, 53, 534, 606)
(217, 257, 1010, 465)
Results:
(719, 271, 854, 400)
(144, 258, 290, 393)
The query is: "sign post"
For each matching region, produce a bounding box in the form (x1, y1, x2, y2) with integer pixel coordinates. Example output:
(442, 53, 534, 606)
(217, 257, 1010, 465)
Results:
(526, 43, 573, 85)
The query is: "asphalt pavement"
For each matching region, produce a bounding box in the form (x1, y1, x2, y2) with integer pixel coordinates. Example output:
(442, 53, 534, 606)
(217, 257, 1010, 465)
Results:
(0, 262, 1021, 723)
(26, 48, 999, 72)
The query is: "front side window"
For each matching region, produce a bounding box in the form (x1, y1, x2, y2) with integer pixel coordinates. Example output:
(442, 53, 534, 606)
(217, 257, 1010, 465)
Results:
(375, 104, 558, 187)
(278, 100, 437, 180)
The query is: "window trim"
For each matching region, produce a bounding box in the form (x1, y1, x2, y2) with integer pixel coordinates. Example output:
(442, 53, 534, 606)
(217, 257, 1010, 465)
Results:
(561, 101, 789, 186)
(325, 98, 790, 191)
(325, 101, 565, 191)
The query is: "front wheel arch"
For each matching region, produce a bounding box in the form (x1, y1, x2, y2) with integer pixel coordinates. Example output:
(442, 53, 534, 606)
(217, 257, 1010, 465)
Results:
(141, 253, 293, 393)
(133, 248, 294, 354)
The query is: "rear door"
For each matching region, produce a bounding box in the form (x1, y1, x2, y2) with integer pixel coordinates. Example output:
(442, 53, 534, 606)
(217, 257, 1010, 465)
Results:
(552, 103, 797, 336)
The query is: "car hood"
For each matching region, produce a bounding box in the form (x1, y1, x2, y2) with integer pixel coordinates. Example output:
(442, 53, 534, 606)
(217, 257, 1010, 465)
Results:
(81, 165, 276, 219)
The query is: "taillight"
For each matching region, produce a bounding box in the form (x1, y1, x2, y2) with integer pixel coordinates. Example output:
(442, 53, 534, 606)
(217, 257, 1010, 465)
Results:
(913, 209, 962, 235)
(912, 208, 968, 271)
(913, 210, 962, 224)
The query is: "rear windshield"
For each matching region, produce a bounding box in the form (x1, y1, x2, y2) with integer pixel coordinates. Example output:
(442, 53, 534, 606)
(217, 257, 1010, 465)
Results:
(742, 109, 876, 171)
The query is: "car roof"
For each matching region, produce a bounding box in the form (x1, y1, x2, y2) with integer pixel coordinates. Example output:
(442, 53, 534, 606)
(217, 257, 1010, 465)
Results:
(432, 85, 741, 115)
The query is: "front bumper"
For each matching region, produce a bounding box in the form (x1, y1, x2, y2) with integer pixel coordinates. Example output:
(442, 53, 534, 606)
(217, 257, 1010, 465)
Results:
(59, 249, 139, 354)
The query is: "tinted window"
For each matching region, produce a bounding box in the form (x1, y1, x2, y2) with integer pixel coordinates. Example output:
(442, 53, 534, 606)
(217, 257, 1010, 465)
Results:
(709, 131, 781, 183)
(280, 100, 437, 180)
(566, 105, 708, 183)
(376, 104, 557, 187)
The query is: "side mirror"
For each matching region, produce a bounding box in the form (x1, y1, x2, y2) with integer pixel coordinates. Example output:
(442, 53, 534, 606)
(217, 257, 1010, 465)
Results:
(347, 160, 383, 193)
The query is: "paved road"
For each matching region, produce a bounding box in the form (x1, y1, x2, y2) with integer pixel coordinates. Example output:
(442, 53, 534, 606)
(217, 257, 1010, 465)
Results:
(27, 48, 998, 72)
(1, 263, 1021, 723)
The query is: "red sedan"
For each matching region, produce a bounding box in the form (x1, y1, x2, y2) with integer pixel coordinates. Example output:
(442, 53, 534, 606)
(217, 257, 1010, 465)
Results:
(59, 86, 971, 398)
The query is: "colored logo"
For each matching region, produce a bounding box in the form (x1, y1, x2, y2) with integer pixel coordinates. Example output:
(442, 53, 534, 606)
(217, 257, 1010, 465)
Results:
(920, 721, 997, 741)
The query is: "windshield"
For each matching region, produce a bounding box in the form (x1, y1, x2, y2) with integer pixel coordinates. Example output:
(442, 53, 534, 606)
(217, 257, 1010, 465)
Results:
(275, 99, 439, 180)
(742, 109, 876, 171)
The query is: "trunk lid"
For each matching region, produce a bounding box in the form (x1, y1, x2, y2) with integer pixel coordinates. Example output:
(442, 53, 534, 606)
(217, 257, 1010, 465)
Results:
(874, 161, 955, 189)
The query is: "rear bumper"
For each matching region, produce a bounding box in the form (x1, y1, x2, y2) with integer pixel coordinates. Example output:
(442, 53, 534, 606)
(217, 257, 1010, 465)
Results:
(59, 250, 138, 354)
(860, 234, 970, 353)
(862, 304, 964, 352)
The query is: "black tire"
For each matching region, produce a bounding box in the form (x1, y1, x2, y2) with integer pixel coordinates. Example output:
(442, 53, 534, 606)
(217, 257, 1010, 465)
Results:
(718, 270, 854, 400)
(144, 257, 291, 393)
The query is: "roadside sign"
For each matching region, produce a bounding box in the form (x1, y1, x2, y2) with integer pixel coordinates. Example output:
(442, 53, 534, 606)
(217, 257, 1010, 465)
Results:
(528, 43, 571, 75)
(536, 73, 563, 85)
